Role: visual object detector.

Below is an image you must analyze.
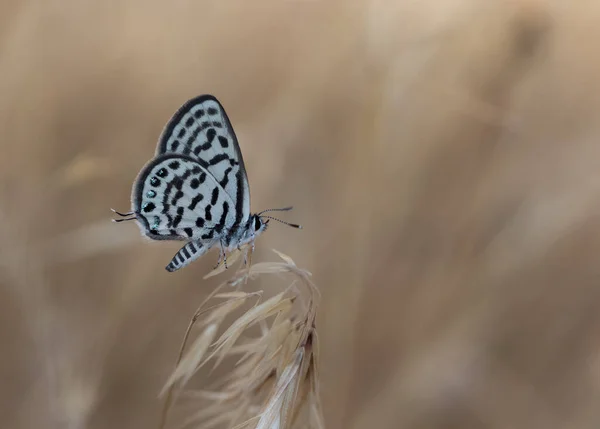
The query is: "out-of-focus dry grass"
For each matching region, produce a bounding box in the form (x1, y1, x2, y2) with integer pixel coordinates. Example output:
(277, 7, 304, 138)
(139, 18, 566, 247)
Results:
(2, 1, 600, 428)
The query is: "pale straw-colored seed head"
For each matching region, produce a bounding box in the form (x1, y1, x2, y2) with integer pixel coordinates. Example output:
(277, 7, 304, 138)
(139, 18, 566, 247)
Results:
(159, 248, 323, 429)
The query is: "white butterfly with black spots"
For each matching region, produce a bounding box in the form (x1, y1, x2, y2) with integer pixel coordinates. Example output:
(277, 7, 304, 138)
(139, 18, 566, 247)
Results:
(113, 94, 301, 272)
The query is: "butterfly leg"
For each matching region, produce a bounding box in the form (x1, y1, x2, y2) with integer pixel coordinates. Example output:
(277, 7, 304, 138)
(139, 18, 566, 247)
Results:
(221, 239, 229, 269)
(248, 242, 254, 267)
(242, 238, 255, 267)
(214, 249, 223, 269)
(213, 242, 229, 269)
(239, 245, 250, 266)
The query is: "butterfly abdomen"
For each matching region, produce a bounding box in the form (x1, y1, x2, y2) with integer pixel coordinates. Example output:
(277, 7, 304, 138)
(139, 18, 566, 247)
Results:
(165, 241, 208, 272)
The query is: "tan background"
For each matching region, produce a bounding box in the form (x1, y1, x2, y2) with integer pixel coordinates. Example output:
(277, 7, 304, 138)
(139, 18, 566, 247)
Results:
(2, 1, 600, 428)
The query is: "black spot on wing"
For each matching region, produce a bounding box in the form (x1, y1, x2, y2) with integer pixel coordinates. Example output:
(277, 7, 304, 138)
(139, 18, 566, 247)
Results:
(235, 171, 245, 224)
(193, 141, 212, 156)
(196, 217, 205, 228)
(172, 214, 182, 227)
(187, 127, 202, 150)
(206, 128, 216, 142)
(168, 161, 180, 169)
(208, 154, 230, 166)
(211, 188, 219, 205)
(207, 107, 218, 115)
(215, 201, 229, 234)
(184, 227, 193, 237)
(194, 109, 205, 118)
(218, 136, 229, 148)
(143, 202, 155, 213)
(181, 169, 193, 181)
(161, 175, 176, 227)
(171, 190, 184, 205)
(219, 167, 232, 188)
(189, 194, 204, 210)
(173, 176, 184, 190)
(205, 205, 213, 221)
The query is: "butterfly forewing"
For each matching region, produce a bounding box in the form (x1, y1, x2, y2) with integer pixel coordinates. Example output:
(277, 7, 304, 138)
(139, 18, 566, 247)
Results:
(133, 153, 237, 241)
(156, 95, 250, 224)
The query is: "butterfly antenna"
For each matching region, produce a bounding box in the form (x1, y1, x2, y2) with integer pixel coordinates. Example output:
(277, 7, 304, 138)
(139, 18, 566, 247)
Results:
(258, 206, 294, 216)
(111, 208, 135, 217)
(260, 215, 302, 229)
(111, 208, 136, 223)
(112, 217, 136, 223)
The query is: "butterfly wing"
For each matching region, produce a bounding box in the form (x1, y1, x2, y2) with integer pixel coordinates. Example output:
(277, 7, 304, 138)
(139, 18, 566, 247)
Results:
(156, 95, 250, 225)
(132, 154, 237, 243)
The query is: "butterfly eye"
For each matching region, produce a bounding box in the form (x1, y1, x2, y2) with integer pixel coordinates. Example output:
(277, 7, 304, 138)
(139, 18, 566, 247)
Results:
(253, 216, 262, 231)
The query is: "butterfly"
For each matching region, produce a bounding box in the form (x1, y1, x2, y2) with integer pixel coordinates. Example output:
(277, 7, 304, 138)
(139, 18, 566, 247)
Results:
(113, 94, 301, 272)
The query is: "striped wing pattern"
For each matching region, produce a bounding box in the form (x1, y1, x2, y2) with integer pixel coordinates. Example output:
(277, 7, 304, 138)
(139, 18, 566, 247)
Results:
(131, 95, 252, 272)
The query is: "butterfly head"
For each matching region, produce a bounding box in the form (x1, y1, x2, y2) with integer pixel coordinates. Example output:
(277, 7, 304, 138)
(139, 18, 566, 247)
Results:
(251, 214, 269, 235)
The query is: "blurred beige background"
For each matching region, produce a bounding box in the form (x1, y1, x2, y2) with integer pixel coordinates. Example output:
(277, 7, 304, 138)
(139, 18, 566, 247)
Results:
(2, 0, 600, 428)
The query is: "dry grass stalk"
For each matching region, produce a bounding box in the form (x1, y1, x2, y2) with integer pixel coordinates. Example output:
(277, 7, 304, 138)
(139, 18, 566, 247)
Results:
(159, 249, 323, 429)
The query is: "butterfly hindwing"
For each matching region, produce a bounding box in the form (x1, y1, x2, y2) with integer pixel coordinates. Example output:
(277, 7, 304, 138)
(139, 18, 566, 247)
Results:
(132, 153, 237, 241)
(156, 95, 250, 224)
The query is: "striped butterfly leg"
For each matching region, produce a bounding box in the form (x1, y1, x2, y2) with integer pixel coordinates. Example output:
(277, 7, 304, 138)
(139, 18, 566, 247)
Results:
(166, 240, 211, 272)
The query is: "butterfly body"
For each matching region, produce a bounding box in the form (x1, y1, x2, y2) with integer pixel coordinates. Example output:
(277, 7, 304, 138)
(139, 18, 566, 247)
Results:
(120, 94, 296, 273)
